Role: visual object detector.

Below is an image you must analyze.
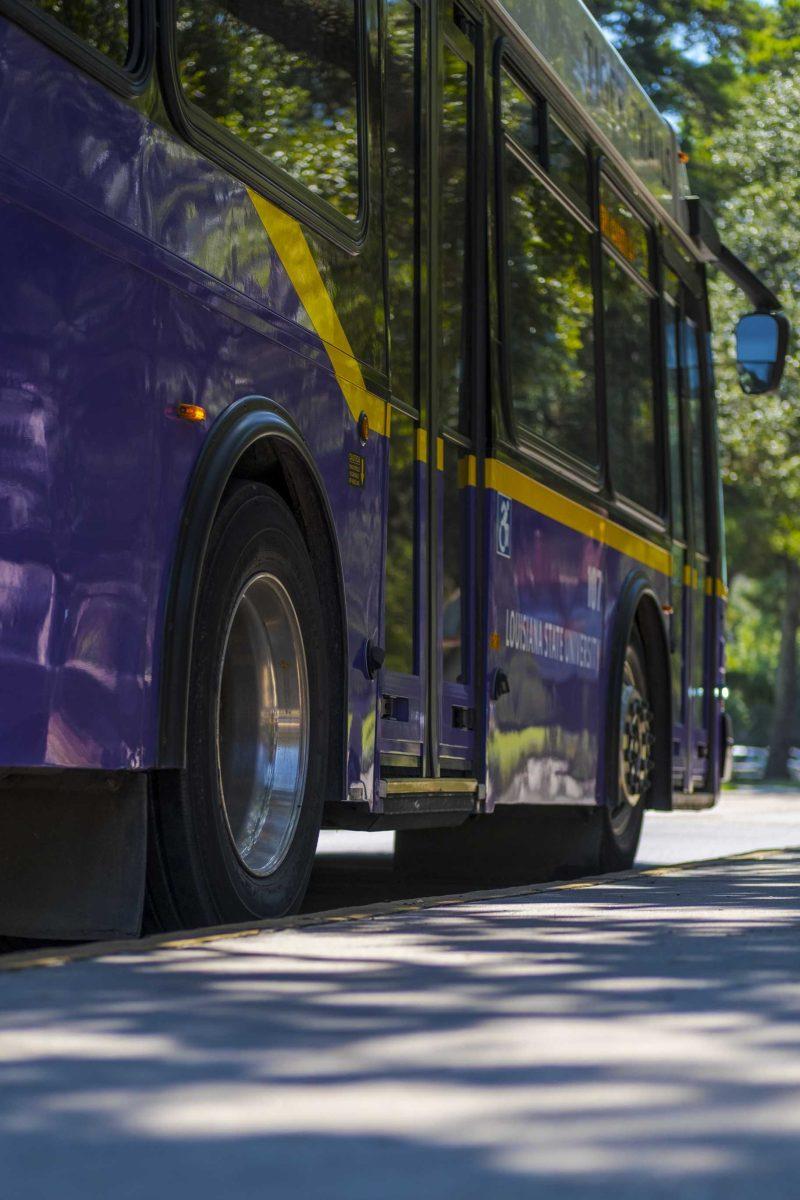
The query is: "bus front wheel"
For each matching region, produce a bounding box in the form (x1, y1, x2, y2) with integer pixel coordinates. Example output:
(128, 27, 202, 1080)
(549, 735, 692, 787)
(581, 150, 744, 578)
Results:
(599, 626, 653, 872)
(147, 481, 330, 931)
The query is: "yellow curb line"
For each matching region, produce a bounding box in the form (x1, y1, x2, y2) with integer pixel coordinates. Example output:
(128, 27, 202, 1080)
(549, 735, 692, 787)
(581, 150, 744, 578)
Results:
(1, 845, 797, 974)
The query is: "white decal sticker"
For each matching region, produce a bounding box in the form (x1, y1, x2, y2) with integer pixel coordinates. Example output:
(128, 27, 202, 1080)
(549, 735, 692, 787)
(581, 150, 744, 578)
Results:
(496, 494, 512, 558)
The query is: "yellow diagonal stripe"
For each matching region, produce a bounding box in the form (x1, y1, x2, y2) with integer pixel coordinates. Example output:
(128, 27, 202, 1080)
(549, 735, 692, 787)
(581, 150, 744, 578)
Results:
(246, 189, 387, 435)
(485, 458, 672, 576)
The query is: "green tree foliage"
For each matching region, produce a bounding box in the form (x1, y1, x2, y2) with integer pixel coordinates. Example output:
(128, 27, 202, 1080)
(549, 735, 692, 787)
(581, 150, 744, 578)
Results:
(709, 69, 800, 760)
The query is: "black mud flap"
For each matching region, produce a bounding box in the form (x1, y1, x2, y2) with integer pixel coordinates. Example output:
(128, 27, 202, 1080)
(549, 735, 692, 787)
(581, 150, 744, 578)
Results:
(0, 772, 146, 940)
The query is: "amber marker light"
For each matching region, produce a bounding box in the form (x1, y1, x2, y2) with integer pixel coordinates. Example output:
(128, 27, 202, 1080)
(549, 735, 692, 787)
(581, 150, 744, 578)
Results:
(357, 411, 369, 445)
(177, 403, 207, 423)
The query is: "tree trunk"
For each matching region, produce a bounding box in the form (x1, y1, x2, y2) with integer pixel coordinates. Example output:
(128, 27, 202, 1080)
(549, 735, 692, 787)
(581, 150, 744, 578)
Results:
(767, 558, 800, 779)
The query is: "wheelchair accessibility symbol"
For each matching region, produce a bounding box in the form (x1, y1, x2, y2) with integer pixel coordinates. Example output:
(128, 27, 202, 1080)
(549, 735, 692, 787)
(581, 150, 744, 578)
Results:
(496, 494, 512, 558)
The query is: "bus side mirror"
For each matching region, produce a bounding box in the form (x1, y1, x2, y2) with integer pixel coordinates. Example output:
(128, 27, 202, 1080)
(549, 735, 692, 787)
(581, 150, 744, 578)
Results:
(735, 311, 789, 395)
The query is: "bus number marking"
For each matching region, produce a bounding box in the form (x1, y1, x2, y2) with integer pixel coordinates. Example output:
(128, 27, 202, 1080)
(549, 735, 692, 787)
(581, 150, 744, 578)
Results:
(496, 495, 512, 558)
(587, 566, 603, 612)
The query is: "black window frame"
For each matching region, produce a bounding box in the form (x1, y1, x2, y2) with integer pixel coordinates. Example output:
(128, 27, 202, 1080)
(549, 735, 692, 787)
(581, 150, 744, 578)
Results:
(494, 46, 601, 485)
(0, 0, 151, 95)
(160, 0, 370, 249)
(598, 168, 665, 520)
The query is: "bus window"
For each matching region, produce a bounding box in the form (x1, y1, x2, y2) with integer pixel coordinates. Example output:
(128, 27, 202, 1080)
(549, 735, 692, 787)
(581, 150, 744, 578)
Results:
(442, 444, 467, 684)
(386, 0, 420, 410)
(500, 72, 540, 162)
(683, 323, 707, 555)
(28, 0, 131, 64)
(175, 0, 361, 217)
(599, 180, 649, 279)
(547, 116, 589, 212)
(664, 299, 684, 540)
(384, 409, 417, 675)
(663, 286, 687, 728)
(601, 184, 658, 512)
(439, 40, 471, 432)
(502, 116, 596, 464)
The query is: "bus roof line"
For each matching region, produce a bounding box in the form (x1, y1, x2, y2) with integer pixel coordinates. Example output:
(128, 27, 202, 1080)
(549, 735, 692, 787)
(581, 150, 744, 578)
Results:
(488, 0, 784, 311)
(486, 0, 698, 254)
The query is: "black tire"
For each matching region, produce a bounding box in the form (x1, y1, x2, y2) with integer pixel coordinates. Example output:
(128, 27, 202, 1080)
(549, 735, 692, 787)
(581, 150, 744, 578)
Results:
(599, 625, 651, 872)
(147, 481, 330, 931)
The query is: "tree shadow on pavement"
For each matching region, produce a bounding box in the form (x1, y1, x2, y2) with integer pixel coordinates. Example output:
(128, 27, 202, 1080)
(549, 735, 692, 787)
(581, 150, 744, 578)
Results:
(1, 853, 800, 1198)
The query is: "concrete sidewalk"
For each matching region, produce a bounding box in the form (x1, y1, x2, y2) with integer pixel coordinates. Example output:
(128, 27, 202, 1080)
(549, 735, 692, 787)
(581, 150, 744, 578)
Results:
(2, 850, 800, 1198)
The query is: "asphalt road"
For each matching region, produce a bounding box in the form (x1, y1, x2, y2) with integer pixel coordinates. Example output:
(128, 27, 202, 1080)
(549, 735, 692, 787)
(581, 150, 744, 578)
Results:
(306, 786, 800, 911)
(2, 842, 800, 1198)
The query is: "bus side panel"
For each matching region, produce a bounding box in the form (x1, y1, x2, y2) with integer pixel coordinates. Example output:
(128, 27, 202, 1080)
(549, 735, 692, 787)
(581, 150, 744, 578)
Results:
(0, 21, 386, 781)
(485, 488, 669, 809)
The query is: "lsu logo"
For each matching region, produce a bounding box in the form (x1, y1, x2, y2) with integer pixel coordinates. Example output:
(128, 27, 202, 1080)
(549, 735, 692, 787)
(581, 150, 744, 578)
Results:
(496, 494, 512, 558)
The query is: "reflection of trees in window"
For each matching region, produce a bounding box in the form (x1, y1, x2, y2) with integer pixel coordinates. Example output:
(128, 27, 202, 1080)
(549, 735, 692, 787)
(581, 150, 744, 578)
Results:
(682, 322, 707, 554)
(32, 0, 130, 63)
(384, 410, 416, 675)
(442, 444, 467, 684)
(548, 118, 588, 209)
(663, 301, 684, 539)
(604, 254, 657, 511)
(439, 44, 470, 434)
(176, 0, 360, 217)
(504, 148, 596, 464)
(386, 0, 418, 409)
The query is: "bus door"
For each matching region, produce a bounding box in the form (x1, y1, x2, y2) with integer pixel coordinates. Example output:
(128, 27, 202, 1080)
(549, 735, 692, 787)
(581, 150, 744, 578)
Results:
(380, 0, 427, 775)
(663, 278, 690, 790)
(380, 0, 480, 782)
(681, 306, 712, 787)
(433, 9, 479, 777)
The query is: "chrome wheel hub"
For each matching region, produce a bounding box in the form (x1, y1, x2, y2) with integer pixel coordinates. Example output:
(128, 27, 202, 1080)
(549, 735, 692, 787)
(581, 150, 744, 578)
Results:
(619, 662, 654, 807)
(216, 573, 309, 877)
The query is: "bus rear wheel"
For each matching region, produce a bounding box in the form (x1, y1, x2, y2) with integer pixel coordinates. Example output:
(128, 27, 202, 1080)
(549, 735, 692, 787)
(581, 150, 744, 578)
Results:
(147, 481, 330, 931)
(599, 627, 654, 872)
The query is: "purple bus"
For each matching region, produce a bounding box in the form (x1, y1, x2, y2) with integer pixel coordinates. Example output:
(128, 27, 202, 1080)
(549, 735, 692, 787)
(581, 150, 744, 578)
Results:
(0, 0, 786, 938)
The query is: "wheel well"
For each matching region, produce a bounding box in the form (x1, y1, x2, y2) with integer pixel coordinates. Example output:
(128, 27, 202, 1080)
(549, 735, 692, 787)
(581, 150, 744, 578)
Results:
(157, 395, 348, 802)
(227, 438, 347, 807)
(633, 593, 672, 811)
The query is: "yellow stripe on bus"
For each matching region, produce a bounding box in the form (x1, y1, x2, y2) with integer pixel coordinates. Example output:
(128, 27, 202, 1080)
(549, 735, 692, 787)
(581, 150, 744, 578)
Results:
(457, 454, 477, 488)
(485, 458, 672, 576)
(246, 189, 387, 435)
(705, 576, 729, 599)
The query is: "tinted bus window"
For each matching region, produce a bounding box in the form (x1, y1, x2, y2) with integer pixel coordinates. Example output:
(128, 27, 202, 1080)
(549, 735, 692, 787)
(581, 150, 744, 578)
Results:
(682, 321, 707, 553)
(603, 255, 658, 510)
(664, 299, 684, 540)
(175, 0, 361, 217)
(601, 186, 657, 511)
(600, 180, 649, 279)
(548, 116, 588, 210)
(386, 0, 420, 409)
(384, 409, 416, 675)
(503, 145, 596, 464)
(439, 41, 471, 432)
(501, 72, 540, 161)
(29, 0, 131, 63)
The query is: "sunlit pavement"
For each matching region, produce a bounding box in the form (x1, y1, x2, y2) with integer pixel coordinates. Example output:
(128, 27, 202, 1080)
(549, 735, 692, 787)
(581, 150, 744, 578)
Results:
(2, 829, 800, 1196)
